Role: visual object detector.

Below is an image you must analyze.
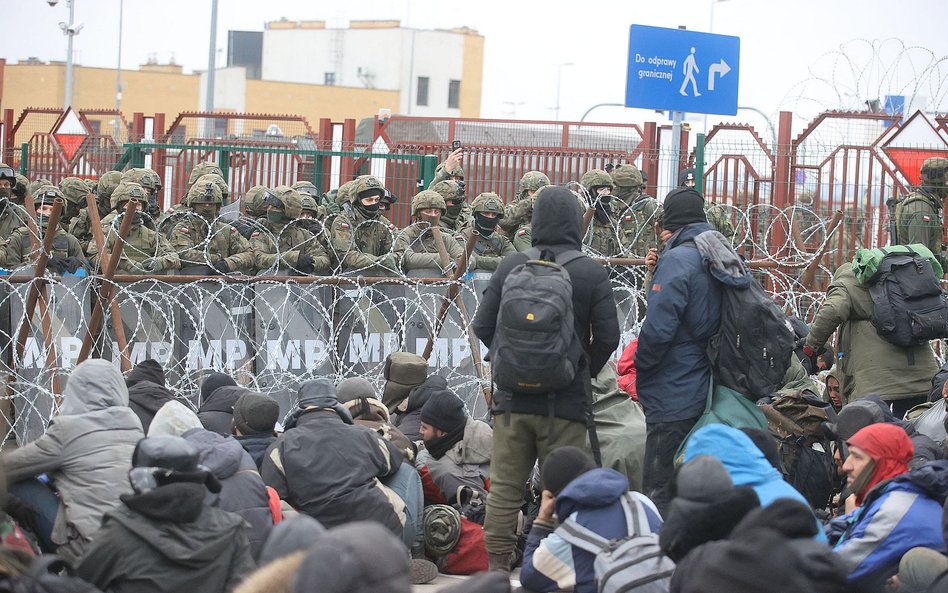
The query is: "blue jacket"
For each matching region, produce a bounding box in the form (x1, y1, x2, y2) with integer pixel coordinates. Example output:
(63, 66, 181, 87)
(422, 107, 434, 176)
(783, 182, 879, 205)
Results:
(834, 461, 948, 588)
(520, 469, 663, 593)
(635, 222, 722, 423)
(683, 424, 827, 541)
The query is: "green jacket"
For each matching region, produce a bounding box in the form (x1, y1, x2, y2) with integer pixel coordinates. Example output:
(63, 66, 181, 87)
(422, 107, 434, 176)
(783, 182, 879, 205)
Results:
(584, 218, 627, 257)
(613, 191, 660, 257)
(394, 223, 464, 274)
(250, 220, 330, 274)
(329, 207, 396, 272)
(0, 206, 27, 241)
(512, 224, 532, 252)
(499, 197, 532, 237)
(169, 215, 256, 273)
(896, 190, 944, 268)
(454, 227, 515, 271)
(88, 221, 180, 273)
(589, 366, 646, 491)
(0, 226, 84, 269)
(805, 263, 937, 402)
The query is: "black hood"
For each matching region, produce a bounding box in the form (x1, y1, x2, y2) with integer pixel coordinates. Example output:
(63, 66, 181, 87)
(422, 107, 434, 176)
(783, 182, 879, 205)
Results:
(127, 359, 166, 387)
(530, 186, 583, 249)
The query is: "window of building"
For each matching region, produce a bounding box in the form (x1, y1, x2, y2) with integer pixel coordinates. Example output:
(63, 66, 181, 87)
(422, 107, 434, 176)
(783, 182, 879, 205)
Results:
(417, 76, 429, 107)
(448, 80, 461, 109)
(324, 72, 336, 86)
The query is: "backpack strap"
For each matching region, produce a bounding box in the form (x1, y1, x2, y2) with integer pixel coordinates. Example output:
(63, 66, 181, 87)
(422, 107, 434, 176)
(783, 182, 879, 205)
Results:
(554, 249, 586, 267)
(523, 247, 542, 261)
(556, 516, 611, 556)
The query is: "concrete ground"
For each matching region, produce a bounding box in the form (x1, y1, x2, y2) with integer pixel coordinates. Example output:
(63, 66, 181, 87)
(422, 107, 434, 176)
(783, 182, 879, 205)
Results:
(414, 569, 520, 592)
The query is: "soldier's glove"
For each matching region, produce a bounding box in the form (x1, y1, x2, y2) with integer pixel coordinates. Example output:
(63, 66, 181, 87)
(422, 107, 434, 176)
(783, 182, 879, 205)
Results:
(295, 253, 315, 274)
(377, 253, 397, 270)
(12, 182, 26, 201)
(801, 344, 824, 376)
(141, 257, 164, 274)
(211, 259, 230, 274)
(46, 255, 69, 275)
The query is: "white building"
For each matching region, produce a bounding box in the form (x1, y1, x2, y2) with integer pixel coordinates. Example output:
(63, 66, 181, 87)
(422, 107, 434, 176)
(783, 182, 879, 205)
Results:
(261, 20, 484, 118)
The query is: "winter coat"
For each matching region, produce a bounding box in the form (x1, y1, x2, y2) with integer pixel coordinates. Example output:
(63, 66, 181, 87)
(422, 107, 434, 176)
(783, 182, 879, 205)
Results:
(590, 366, 647, 491)
(127, 381, 176, 434)
(471, 187, 620, 423)
(520, 469, 662, 593)
(805, 263, 938, 402)
(342, 397, 416, 462)
(235, 434, 275, 471)
(616, 338, 638, 399)
(76, 482, 254, 593)
(198, 385, 248, 436)
(392, 375, 448, 442)
(416, 418, 492, 502)
(2, 360, 144, 560)
(635, 222, 722, 423)
(834, 461, 948, 590)
(183, 428, 273, 560)
(683, 424, 826, 541)
(260, 409, 405, 535)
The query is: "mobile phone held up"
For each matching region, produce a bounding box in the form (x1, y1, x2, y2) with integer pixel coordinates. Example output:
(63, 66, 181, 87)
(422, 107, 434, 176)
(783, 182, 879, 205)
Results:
(451, 140, 461, 151)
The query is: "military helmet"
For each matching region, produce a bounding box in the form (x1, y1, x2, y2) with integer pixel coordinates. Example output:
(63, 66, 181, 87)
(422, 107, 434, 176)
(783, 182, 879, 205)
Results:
(196, 173, 229, 203)
(336, 180, 358, 206)
(519, 171, 551, 198)
(920, 157, 948, 188)
(352, 175, 385, 202)
(471, 192, 505, 218)
(15, 174, 30, 191)
(59, 176, 91, 206)
(111, 181, 147, 210)
(122, 168, 162, 192)
(430, 180, 462, 203)
(267, 185, 303, 219)
(411, 190, 447, 216)
(242, 185, 269, 217)
(84, 179, 97, 193)
(187, 179, 223, 205)
(611, 165, 644, 190)
(28, 179, 53, 197)
(291, 181, 320, 199)
(300, 194, 319, 214)
(33, 185, 64, 207)
(581, 169, 614, 193)
(98, 171, 124, 201)
(187, 161, 223, 187)
(0, 163, 15, 187)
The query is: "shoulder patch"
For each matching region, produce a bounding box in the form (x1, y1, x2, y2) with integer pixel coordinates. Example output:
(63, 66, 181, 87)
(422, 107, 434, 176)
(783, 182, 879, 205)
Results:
(389, 223, 396, 230)
(517, 229, 526, 236)
(624, 215, 632, 221)
(923, 215, 932, 222)
(340, 223, 350, 230)
(179, 227, 190, 233)
(251, 231, 260, 238)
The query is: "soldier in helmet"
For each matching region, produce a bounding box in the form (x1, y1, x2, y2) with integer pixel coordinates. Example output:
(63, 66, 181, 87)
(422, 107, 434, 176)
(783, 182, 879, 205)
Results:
(431, 179, 472, 233)
(611, 164, 660, 257)
(88, 182, 180, 274)
(394, 190, 463, 274)
(187, 161, 223, 191)
(499, 171, 551, 238)
(122, 168, 163, 221)
(170, 179, 255, 275)
(581, 169, 627, 257)
(230, 185, 270, 240)
(379, 187, 397, 215)
(429, 147, 465, 188)
(896, 157, 948, 267)
(70, 171, 122, 255)
(329, 175, 399, 273)
(0, 164, 28, 239)
(157, 173, 227, 239)
(292, 181, 327, 219)
(28, 179, 53, 198)
(250, 186, 330, 275)
(0, 186, 86, 272)
(455, 192, 515, 271)
(294, 193, 325, 236)
(58, 177, 92, 230)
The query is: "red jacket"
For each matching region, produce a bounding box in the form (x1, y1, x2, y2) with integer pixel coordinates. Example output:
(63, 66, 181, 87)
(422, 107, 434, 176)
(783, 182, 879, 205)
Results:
(617, 339, 638, 400)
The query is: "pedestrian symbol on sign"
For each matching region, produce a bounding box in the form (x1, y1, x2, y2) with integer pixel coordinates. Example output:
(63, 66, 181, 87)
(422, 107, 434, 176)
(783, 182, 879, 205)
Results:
(679, 47, 701, 97)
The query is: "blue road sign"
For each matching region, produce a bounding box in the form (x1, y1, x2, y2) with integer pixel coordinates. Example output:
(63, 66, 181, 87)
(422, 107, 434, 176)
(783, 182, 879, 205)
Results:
(626, 25, 740, 116)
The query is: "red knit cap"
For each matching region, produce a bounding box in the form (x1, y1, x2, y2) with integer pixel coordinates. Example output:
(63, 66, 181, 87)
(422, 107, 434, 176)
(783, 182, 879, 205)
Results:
(847, 423, 913, 502)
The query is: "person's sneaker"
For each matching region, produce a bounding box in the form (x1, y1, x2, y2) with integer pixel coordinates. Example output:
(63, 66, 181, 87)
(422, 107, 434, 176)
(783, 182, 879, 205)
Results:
(409, 558, 438, 585)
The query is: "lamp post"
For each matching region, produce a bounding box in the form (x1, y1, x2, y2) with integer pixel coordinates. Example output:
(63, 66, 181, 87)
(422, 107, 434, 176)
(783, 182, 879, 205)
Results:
(57, 0, 83, 109)
(555, 62, 574, 121)
(703, 0, 730, 133)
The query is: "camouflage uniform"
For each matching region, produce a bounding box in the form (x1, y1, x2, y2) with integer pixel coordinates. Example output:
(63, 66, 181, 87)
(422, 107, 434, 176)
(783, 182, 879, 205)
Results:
(429, 160, 464, 188)
(231, 185, 270, 240)
(430, 180, 473, 233)
(705, 201, 735, 240)
(169, 179, 256, 274)
(499, 171, 550, 238)
(455, 192, 515, 271)
(581, 169, 627, 257)
(0, 165, 25, 240)
(895, 157, 948, 268)
(187, 161, 223, 189)
(394, 190, 463, 274)
(329, 176, 398, 273)
(58, 176, 91, 231)
(291, 181, 328, 220)
(0, 187, 84, 269)
(611, 164, 660, 256)
(122, 168, 163, 220)
(250, 186, 331, 275)
(69, 171, 123, 254)
(88, 182, 180, 274)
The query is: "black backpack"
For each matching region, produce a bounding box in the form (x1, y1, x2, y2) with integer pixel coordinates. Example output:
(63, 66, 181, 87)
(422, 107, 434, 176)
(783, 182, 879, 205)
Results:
(868, 250, 948, 347)
(491, 248, 585, 395)
(709, 273, 794, 400)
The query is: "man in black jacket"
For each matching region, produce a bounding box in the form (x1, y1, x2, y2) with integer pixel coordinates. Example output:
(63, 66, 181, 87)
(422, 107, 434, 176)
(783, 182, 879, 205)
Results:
(76, 435, 253, 593)
(472, 186, 620, 572)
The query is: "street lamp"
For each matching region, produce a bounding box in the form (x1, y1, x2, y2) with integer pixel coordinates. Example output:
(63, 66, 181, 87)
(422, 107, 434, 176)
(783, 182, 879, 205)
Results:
(56, 0, 84, 108)
(704, 0, 730, 133)
(555, 62, 574, 121)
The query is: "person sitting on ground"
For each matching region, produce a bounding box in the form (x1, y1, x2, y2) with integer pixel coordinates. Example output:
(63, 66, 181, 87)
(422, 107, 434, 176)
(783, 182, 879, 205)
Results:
(76, 435, 254, 593)
(831, 423, 948, 591)
(520, 446, 663, 593)
(336, 376, 416, 462)
(887, 547, 948, 593)
(381, 352, 429, 414)
(393, 375, 449, 443)
(125, 359, 175, 434)
(231, 393, 280, 471)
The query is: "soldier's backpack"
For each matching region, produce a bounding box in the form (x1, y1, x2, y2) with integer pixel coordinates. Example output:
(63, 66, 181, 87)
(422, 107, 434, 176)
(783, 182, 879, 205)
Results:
(491, 248, 585, 395)
(557, 493, 674, 593)
(863, 246, 948, 347)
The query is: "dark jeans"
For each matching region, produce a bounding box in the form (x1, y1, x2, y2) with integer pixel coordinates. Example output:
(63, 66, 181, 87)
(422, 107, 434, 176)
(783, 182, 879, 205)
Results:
(8, 478, 59, 553)
(643, 417, 699, 517)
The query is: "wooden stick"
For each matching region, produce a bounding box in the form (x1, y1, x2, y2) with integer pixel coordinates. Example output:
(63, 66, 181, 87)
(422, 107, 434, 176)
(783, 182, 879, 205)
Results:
(423, 230, 479, 361)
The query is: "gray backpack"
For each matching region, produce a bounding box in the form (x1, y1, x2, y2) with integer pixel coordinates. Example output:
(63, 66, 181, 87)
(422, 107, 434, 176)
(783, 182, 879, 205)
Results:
(491, 248, 585, 395)
(557, 493, 675, 593)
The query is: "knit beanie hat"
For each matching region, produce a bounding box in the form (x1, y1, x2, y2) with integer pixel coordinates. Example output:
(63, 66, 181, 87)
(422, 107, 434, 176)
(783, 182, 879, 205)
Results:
(541, 446, 596, 495)
(335, 377, 377, 403)
(126, 359, 166, 387)
(420, 392, 467, 434)
(661, 187, 707, 231)
(232, 392, 280, 436)
(382, 352, 428, 412)
(199, 372, 237, 402)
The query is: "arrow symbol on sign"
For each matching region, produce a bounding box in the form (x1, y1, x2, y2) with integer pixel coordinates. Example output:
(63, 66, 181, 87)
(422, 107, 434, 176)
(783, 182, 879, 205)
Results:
(707, 59, 731, 91)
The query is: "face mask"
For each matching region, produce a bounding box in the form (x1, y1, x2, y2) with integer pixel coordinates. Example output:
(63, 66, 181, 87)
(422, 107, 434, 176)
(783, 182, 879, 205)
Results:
(0, 188, 11, 199)
(36, 214, 50, 233)
(357, 201, 381, 218)
(267, 210, 286, 225)
(474, 213, 496, 236)
(445, 202, 463, 219)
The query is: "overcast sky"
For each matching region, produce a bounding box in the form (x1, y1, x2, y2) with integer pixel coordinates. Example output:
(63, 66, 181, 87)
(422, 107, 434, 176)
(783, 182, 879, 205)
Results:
(4, 0, 948, 134)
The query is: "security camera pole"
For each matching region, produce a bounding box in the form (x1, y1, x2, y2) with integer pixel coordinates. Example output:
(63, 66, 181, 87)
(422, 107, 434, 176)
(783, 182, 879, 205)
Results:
(57, 0, 82, 108)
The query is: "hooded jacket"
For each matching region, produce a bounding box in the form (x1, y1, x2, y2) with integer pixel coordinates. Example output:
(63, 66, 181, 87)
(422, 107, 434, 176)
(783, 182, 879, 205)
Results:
(393, 375, 448, 442)
(417, 418, 492, 503)
(260, 409, 406, 535)
(2, 359, 144, 560)
(128, 381, 176, 434)
(834, 461, 948, 590)
(343, 396, 415, 462)
(183, 428, 273, 560)
(471, 187, 620, 422)
(76, 482, 254, 593)
(198, 385, 248, 436)
(635, 222, 722, 423)
(520, 468, 662, 593)
(683, 425, 826, 540)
